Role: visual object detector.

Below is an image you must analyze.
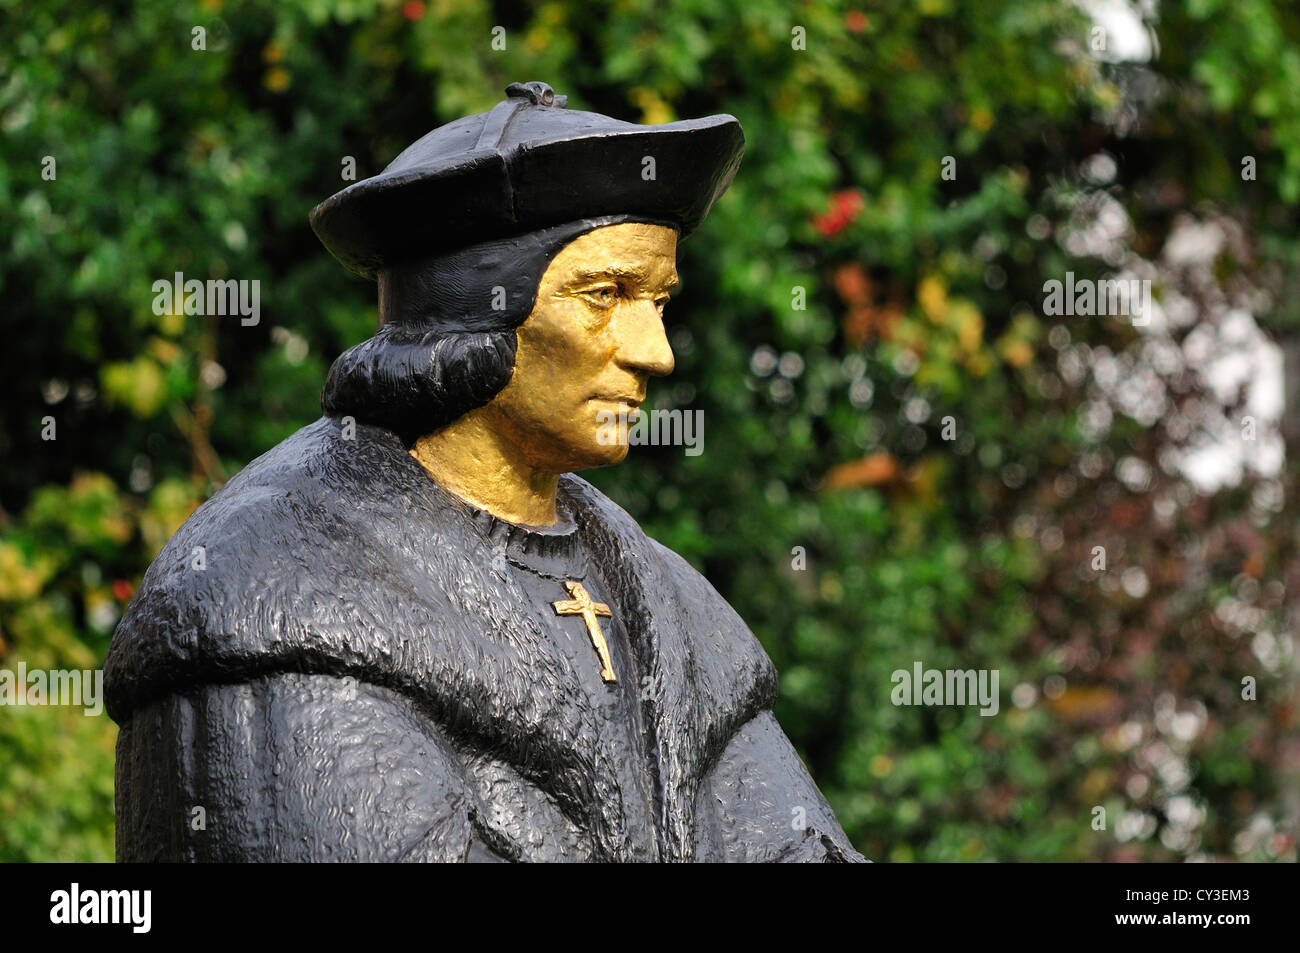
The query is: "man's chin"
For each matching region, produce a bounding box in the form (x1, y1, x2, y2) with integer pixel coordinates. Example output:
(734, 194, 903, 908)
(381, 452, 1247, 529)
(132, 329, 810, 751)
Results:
(564, 442, 630, 472)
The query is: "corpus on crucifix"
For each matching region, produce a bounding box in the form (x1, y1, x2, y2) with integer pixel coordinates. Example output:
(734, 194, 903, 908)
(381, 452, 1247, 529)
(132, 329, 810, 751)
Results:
(553, 581, 618, 684)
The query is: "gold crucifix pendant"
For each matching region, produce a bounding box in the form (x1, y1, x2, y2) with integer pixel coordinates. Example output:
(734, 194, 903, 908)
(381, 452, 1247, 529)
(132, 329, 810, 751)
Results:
(552, 580, 617, 683)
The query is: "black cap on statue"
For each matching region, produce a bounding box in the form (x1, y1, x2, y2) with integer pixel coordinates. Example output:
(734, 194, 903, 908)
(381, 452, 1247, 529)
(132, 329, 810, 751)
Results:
(309, 81, 745, 279)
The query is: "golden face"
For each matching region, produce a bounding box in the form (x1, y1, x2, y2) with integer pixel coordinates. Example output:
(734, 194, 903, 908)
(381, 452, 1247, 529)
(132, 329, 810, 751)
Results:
(480, 222, 679, 473)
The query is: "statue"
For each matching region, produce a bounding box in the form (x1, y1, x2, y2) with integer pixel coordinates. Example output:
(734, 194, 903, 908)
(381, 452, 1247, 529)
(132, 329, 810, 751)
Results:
(105, 82, 865, 863)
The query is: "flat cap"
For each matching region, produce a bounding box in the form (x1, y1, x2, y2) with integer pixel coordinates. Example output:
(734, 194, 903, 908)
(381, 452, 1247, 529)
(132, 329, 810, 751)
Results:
(310, 81, 745, 279)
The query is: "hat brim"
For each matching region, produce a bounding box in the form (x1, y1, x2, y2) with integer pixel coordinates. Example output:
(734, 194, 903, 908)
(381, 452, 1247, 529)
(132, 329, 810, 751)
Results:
(310, 115, 743, 279)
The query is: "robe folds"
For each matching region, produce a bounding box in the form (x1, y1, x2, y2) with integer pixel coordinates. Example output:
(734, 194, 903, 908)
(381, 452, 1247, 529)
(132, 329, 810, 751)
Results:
(105, 416, 864, 863)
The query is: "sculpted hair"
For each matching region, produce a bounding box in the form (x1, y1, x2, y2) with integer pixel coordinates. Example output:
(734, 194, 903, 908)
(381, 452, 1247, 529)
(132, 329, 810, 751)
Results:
(321, 215, 644, 444)
(321, 326, 517, 444)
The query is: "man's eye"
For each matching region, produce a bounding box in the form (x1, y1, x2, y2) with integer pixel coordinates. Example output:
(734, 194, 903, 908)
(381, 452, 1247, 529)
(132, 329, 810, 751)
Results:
(654, 296, 670, 312)
(581, 287, 619, 308)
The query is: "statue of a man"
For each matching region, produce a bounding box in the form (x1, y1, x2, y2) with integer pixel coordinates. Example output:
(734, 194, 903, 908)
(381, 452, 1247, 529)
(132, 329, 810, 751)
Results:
(105, 82, 864, 863)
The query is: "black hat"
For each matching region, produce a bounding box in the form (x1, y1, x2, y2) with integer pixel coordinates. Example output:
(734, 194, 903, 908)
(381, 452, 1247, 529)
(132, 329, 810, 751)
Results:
(310, 81, 745, 279)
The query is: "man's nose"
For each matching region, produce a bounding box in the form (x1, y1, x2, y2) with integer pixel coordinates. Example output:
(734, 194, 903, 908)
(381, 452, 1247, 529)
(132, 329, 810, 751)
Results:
(614, 298, 675, 378)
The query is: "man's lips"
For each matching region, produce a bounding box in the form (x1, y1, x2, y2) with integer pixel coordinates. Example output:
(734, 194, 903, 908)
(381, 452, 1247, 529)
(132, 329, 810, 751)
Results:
(589, 395, 642, 408)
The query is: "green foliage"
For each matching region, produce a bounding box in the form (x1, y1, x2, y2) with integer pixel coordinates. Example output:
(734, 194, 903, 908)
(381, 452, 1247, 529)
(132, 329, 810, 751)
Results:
(2, 0, 1296, 862)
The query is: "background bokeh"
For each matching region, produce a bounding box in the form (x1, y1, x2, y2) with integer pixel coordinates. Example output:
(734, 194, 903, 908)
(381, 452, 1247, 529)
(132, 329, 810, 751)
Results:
(2, 0, 1297, 862)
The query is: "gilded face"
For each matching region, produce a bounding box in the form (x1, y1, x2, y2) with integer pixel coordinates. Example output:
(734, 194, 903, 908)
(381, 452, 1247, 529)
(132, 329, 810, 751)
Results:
(480, 222, 679, 473)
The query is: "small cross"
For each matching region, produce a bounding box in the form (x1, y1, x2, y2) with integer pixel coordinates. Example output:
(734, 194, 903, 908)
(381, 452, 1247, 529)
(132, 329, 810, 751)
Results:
(552, 580, 617, 683)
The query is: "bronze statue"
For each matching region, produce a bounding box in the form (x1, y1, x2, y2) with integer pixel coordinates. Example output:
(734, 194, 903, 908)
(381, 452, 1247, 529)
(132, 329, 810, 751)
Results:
(105, 82, 864, 862)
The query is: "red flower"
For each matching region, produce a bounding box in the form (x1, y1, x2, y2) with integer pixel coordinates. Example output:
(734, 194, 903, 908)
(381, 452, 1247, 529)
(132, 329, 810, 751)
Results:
(403, 1, 426, 21)
(812, 189, 864, 237)
(846, 11, 869, 33)
(112, 579, 135, 601)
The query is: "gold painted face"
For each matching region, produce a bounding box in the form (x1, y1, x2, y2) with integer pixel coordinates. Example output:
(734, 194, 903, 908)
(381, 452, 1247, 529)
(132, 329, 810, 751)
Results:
(479, 222, 679, 473)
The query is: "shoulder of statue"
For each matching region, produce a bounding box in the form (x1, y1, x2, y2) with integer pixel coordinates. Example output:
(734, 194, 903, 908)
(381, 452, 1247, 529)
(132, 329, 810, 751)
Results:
(104, 417, 474, 721)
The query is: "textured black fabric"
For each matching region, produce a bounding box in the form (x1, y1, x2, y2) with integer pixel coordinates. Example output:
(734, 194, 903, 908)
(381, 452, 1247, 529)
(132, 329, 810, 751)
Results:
(105, 417, 864, 862)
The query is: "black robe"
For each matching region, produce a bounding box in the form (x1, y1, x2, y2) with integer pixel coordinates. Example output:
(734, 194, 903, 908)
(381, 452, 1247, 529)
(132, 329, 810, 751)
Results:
(105, 417, 864, 862)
